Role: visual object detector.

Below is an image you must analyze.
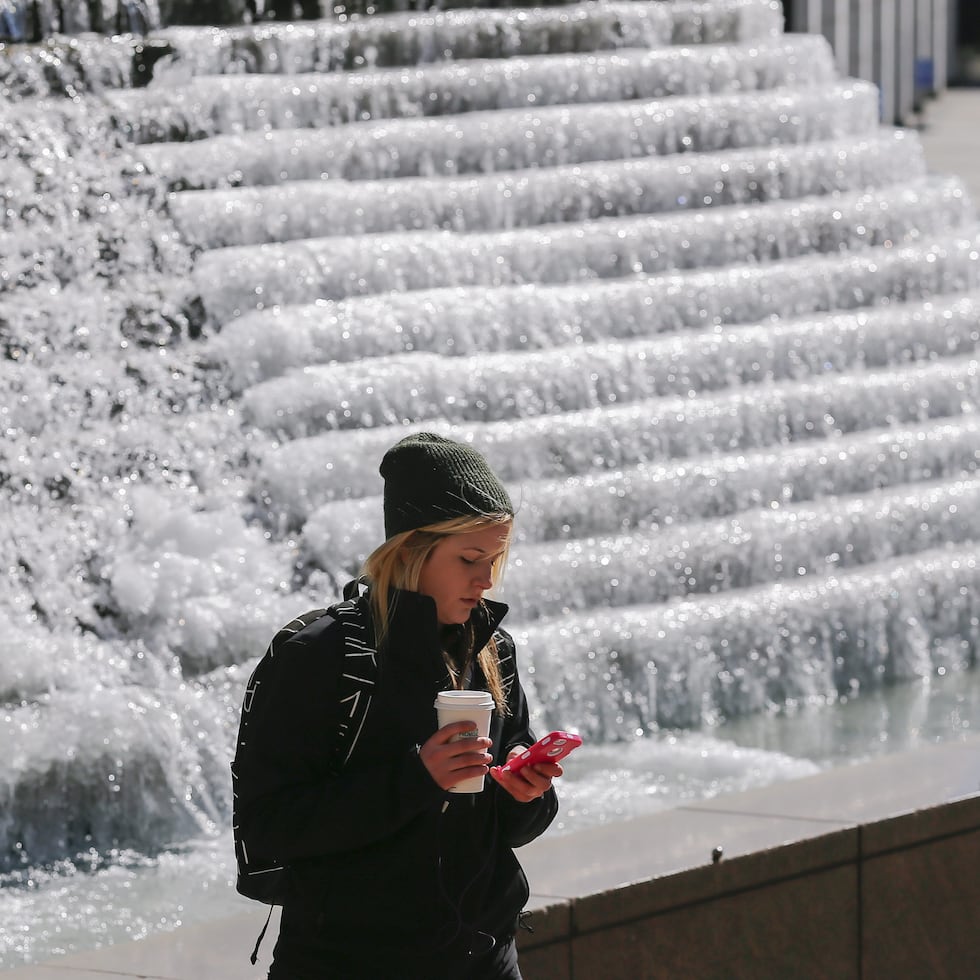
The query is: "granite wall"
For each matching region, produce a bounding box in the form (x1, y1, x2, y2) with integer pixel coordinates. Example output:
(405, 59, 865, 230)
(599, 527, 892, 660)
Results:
(517, 793, 980, 980)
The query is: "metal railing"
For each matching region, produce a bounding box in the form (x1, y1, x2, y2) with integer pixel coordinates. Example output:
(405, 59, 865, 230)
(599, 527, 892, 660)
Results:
(785, 0, 950, 124)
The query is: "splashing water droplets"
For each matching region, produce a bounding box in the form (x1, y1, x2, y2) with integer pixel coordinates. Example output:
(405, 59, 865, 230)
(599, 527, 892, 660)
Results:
(3, 0, 980, 963)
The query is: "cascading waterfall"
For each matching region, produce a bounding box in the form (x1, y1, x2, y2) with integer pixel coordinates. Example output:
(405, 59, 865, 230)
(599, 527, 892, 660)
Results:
(2, 0, 979, 965)
(106, 33, 838, 142)
(236, 269, 978, 436)
(135, 80, 882, 190)
(211, 236, 980, 386)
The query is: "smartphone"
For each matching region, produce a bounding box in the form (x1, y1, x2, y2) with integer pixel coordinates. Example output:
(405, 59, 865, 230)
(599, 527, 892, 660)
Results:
(492, 731, 583, 776)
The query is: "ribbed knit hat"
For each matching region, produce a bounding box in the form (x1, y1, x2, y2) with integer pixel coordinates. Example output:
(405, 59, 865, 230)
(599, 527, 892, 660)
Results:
(380, 432, 513, 538)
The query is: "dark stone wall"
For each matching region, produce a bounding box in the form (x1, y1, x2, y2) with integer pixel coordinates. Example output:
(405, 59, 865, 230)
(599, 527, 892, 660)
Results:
(0, 0, 309, 41)
(1, 1, 159, 41)
(0, 0, 561, 42)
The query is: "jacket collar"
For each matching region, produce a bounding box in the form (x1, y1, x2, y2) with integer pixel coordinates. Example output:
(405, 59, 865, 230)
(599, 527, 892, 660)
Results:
(366, 585, 508, 669)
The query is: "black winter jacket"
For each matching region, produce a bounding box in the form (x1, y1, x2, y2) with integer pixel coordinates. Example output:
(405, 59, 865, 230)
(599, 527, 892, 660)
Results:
(234, 586, 558, 978)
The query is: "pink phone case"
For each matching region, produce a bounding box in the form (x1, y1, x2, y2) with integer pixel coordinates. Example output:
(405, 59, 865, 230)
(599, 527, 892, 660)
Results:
(493, 731, 583, 775)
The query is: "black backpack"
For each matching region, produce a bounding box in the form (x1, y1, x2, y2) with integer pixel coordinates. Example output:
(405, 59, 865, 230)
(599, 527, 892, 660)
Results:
(231, 585, 515, 962)
(230, 583, 377, 945)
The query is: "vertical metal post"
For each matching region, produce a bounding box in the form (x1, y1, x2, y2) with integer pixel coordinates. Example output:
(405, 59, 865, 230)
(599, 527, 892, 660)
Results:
(877, 0, 897, 124)
(896, 0, 917, 120)
(807, 0, 823, 35)
(947, 0, 959, 82)
(834, 0, 850, 74)
(933, 0, 949, 91)
(787, 0, 806, 33)
(856, 0, 875, 81)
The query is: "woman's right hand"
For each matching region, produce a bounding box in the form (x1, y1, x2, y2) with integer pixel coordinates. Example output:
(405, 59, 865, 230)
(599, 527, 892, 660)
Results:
(418, 721, 493, 792)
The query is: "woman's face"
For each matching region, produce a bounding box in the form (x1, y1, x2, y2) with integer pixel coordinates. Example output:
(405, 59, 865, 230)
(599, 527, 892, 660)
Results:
(416, 523, 512, 625)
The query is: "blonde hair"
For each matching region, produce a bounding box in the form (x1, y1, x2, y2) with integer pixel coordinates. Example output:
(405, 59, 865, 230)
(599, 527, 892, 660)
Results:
(362, 513, 513, 714)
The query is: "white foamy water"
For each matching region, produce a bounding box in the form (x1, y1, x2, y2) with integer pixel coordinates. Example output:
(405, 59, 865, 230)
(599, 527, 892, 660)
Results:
(3, 0, 979, 968)
(169, 129, 920, 249)
(109, 34, 835, 143)
(239, 286, 979, 436)
(256, 355, 980, 523)
(146, 0, 781, 79)
(304, 413, 980, 570)
(137, 79, 879, 192)
(211, 235, 980, 389)
(195, 174, 967, 325)
(2, 666, 976, 966)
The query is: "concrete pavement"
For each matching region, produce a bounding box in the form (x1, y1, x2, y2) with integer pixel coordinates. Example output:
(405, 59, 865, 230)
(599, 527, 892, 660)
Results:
(917, 85, 980, 210)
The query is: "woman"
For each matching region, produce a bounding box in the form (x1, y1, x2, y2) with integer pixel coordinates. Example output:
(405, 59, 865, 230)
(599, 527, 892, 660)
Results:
(234, 432, 562, 979)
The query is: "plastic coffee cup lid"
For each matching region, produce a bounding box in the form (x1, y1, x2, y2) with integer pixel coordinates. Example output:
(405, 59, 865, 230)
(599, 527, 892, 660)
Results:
(435, 690, 494, 706)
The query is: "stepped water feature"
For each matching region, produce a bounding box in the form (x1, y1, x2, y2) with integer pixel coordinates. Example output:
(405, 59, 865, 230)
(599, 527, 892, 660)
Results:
(2, 0, 980, 966)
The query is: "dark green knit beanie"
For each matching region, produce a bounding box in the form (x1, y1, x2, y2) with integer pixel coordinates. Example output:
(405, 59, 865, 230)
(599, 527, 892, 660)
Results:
(380, 432, 513, 538)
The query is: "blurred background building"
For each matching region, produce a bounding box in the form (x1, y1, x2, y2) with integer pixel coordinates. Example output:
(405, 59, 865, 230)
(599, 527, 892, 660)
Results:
(783, 0, 980, 123)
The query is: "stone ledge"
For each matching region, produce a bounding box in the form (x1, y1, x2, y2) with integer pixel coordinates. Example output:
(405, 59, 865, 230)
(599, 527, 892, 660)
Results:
(5, 735, 979, 978)
(516, 735, 980, 979)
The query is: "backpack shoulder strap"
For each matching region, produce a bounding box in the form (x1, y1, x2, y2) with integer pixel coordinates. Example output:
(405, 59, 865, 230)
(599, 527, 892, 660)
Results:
(342, 575, 367, 601)
(239, 606, 327, 724)
(492, 628, 517, 702)
(268, 606, 329, 654)
(325, 591, 377, 771)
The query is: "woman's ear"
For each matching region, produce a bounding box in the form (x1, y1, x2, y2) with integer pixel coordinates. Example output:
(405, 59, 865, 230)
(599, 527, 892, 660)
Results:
(396, 529, 416, 564)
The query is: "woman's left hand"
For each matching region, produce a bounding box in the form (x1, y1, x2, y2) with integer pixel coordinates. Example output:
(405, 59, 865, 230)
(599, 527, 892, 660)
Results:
(489, 746, 562, 803)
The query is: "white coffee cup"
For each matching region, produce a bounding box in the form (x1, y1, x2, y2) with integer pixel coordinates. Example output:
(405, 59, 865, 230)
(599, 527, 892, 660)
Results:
(434, 690, 494, 793)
